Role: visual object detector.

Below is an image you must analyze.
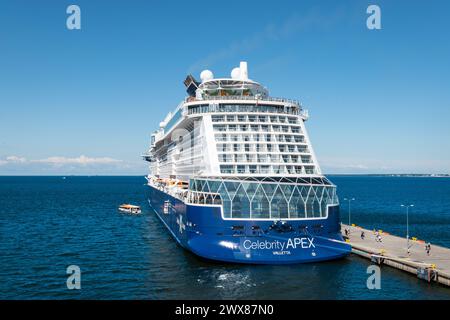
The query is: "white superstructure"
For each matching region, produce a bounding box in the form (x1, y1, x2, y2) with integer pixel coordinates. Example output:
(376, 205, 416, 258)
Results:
(145, 61, 321, 183)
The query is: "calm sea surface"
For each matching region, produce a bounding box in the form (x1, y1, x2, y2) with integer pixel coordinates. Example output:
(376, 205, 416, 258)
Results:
(0, 176, 449, 299)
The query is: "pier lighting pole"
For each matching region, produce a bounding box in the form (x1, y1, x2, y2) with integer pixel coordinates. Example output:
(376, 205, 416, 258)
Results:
(401, 204, 414, 251)
(343, 198, 355, 227)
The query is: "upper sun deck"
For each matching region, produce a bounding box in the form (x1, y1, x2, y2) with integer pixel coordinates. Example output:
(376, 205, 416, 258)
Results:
(197, 78, 269, 99)
(183, 61, 302, 112)
(193, 62, 269, 100)
(157, 61, 307, 138)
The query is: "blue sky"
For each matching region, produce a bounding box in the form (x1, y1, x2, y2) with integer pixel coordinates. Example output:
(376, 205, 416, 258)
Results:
(0, 0, 449, 175)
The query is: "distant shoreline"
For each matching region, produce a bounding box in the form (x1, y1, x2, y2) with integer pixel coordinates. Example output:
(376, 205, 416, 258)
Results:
(0, 174, 449, 178)
(326, 174, 450, 177)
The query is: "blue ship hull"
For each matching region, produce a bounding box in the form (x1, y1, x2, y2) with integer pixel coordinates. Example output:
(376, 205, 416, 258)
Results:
(146, 185, 351, 264)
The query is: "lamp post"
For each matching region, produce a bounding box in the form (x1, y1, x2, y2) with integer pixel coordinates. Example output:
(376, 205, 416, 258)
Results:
(343, 198, 355, 227)
(401, 204, 414, 252)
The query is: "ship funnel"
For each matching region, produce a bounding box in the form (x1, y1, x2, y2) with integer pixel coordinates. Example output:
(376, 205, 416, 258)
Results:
(239, 61, 248, 80)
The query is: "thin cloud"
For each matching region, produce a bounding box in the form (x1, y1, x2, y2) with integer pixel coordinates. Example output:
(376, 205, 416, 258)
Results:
(5, 156, 27, 163)
(33, 155, 122, 166)
(187, 8, 344, 73)
(0, 155, 123, 167)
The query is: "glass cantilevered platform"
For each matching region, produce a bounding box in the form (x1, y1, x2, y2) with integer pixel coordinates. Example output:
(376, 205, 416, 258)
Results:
(187, 176, 337, 220)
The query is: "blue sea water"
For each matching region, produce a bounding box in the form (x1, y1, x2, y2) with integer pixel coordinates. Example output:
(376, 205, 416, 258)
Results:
(0, 175, 449, 300)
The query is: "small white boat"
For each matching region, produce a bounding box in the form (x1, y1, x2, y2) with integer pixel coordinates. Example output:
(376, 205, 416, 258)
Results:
(118, 204, 141, 214)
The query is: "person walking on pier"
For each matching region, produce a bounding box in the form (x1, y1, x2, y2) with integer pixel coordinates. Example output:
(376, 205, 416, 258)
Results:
(375, 231, 382, 242)
(361, 231, 365, 240)
(377, 234, 382, 243)
(426, 242, 431, 256)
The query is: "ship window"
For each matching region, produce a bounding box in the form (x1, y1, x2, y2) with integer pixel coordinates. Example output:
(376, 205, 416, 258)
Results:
(225, 154, 233, 162)
(212, 115, 224, 122)
(258, 115, 267, 122)
(232, 189, 250, 218)
(214, 125, 226, 132)
(236, 165, 246, 174)
(248, 115, 256, 122)
(226, 115, 236, 122)
(271, 155, 280, 162)
(215, 134, 227, 142)
(164, 108, 183, 132)
(258, 154, 268, 162)
(220, 165, 234, 174)
(270, 186, 286, 219)
(251, 185, 269, 218)
(305, 166, 315, 174)
(260, 165, 270, 174)
(238, 115, 246, 122)
(301, 156, 311, 163)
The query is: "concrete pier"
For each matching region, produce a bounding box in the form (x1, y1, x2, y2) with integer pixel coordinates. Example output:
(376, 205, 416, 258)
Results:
(341, 224, 450, 287)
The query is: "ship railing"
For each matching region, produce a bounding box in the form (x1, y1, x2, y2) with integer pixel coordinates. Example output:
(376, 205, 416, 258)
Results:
(185, 190, 222, 206)
(185, 95, 301, 107)
(148, 179, 191, 202)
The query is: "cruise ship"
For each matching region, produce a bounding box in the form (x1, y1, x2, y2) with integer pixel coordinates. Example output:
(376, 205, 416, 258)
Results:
(144, 62, 351, 264)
